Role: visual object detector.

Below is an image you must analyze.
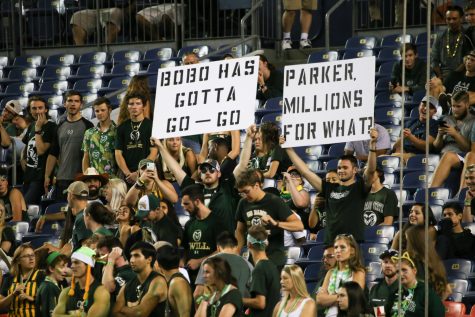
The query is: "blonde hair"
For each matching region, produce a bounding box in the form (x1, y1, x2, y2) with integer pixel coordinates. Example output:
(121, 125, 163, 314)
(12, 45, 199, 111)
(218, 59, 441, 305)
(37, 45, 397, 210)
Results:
(108, 178, 127, 212)
(11, 244, 35, 277)
(277, 265, 312, 314)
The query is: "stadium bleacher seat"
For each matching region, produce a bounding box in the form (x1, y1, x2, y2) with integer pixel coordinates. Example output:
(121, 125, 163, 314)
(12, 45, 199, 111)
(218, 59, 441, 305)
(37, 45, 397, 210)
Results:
(177, 45, 213, 60)
(364, 225, 395, 244)
(110, 50, 141, 65)
(307, 50, 338, 64)
(393, 189, 409, 206)
(342, 49, 374, 60)
(376, 61, 396, 81)
(384, 124, 402, 142)
(217, 44, 251, 58)
(4, 55, 43, 72)
(376, 47, 402, 65)
(287, 246, 303, 264)
(344, 36, 377, 50)
(448, 278, 471, 295)
(0, 82, 35, 98)
(366, 261, 382, 277)
(379, 34, 412, 48)
(417, 44, 429, 60)
(141, 48, 176, 65)
(444, 259, 474, 279)
(415, 32, 437, 46)
(67, 65, 106, 84)
(102, 62, 141, 81)
(260, 112, 282, 125)
(377, 155, 400, 173)
(393, 171, 432, 193)
(375, 77, 392, 94)
(402, 154, 440, 173)
(360, 242, 388, 262)
(317, 143, 345, 162)
(44, 53, 76, 67)
(72, 78, 103, 94)
(375, 91, 402, 108)
(74, 51, 108, 67)
(303, 262, 322, 282)
(145, 60, 177, 75)
(0, 67, 37, 86)
(98, 76, 131, 95)
(40, 66, 71, 82)
(0, 57, 8, 69)
(374, 106, 402, 125)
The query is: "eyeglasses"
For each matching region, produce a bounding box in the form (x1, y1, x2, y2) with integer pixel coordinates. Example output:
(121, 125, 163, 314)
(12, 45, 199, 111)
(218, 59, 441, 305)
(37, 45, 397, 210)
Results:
(322, 254, 335, 260)
(199, 166, 217, 174)
(335, 233, 354, 240)
(20, 254, 35, 260)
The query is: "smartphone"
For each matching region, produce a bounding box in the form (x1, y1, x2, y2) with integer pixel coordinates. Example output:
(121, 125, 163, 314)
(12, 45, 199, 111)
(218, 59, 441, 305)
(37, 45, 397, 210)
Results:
(146, 162, 156, 171)
(438, 119, 448, 128)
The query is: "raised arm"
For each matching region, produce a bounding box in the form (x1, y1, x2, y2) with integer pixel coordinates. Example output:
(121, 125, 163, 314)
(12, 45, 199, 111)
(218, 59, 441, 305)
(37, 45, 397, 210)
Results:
(151, 138, 186, 185)
(233, 125, 257, 178)
(363, 127, 378, 188)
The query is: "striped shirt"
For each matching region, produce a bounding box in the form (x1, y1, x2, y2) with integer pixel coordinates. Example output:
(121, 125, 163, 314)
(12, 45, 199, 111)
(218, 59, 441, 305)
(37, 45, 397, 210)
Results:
(2, 270, 45, 317)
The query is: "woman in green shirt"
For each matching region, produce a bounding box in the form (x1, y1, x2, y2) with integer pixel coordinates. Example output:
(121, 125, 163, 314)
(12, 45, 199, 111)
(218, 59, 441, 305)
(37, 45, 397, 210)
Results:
(84, 201, 116, 237)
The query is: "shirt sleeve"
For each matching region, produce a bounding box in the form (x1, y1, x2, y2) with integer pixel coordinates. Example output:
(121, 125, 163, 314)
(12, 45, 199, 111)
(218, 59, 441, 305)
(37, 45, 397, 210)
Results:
(82, 128, 91, 152)
(382, 189, 399, 218)
(43, 122, 56, 144)
(344, 142, 354, 152)
(250, 264, 268, 297)
(0, 274, 12, 296)
(115, 124, 124, 151)
(235, 199, 245, 223)
(48, 123, 60, 158)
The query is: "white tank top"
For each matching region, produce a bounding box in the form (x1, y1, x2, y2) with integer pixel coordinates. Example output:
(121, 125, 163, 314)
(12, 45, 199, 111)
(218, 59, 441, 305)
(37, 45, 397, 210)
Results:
(278, 297, 312, 317)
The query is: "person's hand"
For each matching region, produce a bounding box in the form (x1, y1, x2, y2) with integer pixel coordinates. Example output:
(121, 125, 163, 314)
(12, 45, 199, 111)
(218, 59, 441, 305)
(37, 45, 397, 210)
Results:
(43, 178, 51, 195)
(369, 127, 378, 144)
(126, 171, 138, 184)
(35, 112, 48, 131)
(18, 293, 33, 301)
(260, 214, 278, 227)
(279, 135, 286, 145)
(150, 137, 164, 151)
(108, 247, 123, 263)
(246, 124, 257, 139)
(282, 171, 291, 182)
(187, 258, 202, 271)
(466, 189, 474, 201)
(442, 125, 458, 137)
(402, 128, 414, 141)
(13, 284, 24, 296)
(258, 71, 265, 86)
(35, 216, 46, 233)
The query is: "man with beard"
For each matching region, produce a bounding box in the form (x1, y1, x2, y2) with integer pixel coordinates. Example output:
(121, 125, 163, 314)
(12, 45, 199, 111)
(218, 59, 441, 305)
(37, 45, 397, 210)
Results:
(430, 90, 475, 188)
(53, 247, 110, 317)
(82, 97, 117, 177)
(284, 128, 378, 244)
(113, 242, 168, 317)
(368, 249, 399, 310)
(315, 246, 336, 317)
(75, 167, 109, 202)
(181, 184, 226, 285)
(444, 50, 475, 101)
(45, 91, 93, 201)
(22, 96, 56, 205)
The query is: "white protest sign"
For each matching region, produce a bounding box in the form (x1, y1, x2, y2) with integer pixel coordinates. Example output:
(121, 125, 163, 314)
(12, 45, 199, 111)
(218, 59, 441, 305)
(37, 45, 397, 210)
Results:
(281, 56, 375, 148)
(152, 56, 259, 138)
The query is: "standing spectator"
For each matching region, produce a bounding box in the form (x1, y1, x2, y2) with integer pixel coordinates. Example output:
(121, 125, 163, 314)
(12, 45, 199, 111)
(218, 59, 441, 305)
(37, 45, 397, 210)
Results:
(444, 50, 475, 99)
(22, 96, 56, 205)
(45, 91, 93, 201)
(432, 5, 474, 79)
(117, 75, 152, 125)
(195, 256, 243, 317)
(430, 91, 475, 187)
(272, 264, 316, 317)
(390, 43, 427, 97)
(385, 252, 445, 317)
(82, 97, 117, 177)
(156, 245, 193, 317)
(437, 201, 475, 260)
(70, 0, 135, 45)
(243, 225, 281, 317)
(53, 247, 110, 316)
(344, 123, 390, 162)
(362, 163, 398, 226)
(103, 178, 127, 212)
(84, 201, 116, 237)
(35, 251, 69, 317)
(0, 244, 45, 316)
(336, 281, 372, 317)
(392, 96, 440, 163)
(181, 184, 226, 282)
(466, 1, 475, 45)
(316, 234, 366, 316)
(156, 137, 197, 182)
(0, 201, 16, 257)
(280, 166, 310, 230)
(281, 0, 316, 50)
(284, 129, 378, 244)
(235, 169, 304, 269)
(200, 130, 241, 164)
(76, 167, 109, 202)
(0, 168, 27, 222)
(115, 92, 157, 186)
(256, 55, 284, 102)
(113, 242, 168, 316)
(464, 164, 475, 221)
(368, 249, 399, 310)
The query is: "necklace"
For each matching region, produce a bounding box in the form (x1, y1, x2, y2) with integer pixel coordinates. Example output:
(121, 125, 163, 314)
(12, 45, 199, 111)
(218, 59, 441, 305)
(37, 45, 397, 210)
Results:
(446, 31, 462, 58)
(278, 296, 302, 316)
(130, 120, 144, 146)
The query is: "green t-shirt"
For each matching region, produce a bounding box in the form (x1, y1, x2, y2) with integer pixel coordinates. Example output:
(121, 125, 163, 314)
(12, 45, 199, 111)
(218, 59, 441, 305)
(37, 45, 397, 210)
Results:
(249, 260, 280, 317)
(95, 226, 114, 237)
(35, 279, 61, 317)
(385, 282, 444, 317)
(82, 122, 117, 176)
(250, 146, 292, 180)
(235, 193, 293, 267)
(115, 118, 153, 172)
(363, 187, 398, 226)
(71, 210, 93, 251)
(183, 211, 226, 260)
(368, 278, 398, 309)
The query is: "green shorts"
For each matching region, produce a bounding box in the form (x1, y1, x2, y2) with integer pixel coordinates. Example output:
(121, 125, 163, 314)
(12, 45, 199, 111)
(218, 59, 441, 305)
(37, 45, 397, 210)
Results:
(283, 0, 318, 10)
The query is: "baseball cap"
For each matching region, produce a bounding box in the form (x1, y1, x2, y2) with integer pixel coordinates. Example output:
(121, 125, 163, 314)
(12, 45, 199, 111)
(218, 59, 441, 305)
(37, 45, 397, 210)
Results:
(198, 159, 220, 172)
(467, 50, 475, 58)
(71, 246, 96, 267)
(136, 194, 160, 219)
(5, 100, 22, 116)
(379, 249, 399, 260)
(138, 159, 154, 170)
(63, 181, 89, 197)
(287, 166, 301, 175)
(422, 95, 442, 119)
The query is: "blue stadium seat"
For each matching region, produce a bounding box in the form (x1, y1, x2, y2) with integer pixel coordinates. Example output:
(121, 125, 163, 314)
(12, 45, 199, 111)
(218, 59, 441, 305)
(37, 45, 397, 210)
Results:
(0, 67, 37, 86)
(141, 48, 176, 65)
(375, 92, 401, 108)
(217, 44, 251, 58)
(444, 259, 474, 279)
(417, 45, 429, 60)
(377, 155, 401, 173)
(306, 160, 322, 172)
(306, 282, 317, 294)
(0, 82, 35, 98)
(366, 261, 382, 277)
(295, 245, 326, 269)
(147, 74, 158, 89)
(72, 78, 103, 94)
(393, 189, 409, 206)
(448, 278, 471, 295)
(177, 45, 212, 59)
(405, 90, 427, 109)
(24, 235, 56, 249)
(345, 36, 377, 50)
(181, 138, 201, 155)
(102, 62, 141, 81)
(4, 55, 43, 72)
(415, 32, 437, 46)
(383, 173, 396, 187)
(376, 61, 396, 81)
(360, 243, 388, 262)
(260, 112, 282, 125)
(40, 66, 71, 81)
(375, 77, 392, 94)
(307, 50, 338, 64)
(384, 124, 402, 142)
(304, 262, 322, 282)
(110, 50, 141, 65)
(98, 76, 131, 95)
(81, 93, 98, 105)
(317, 143, 345, 162)
(374, 106, 402, 125)
(412, 187, 451, 206)
(45, 95, 64, 109)
(146, 60, 177, 75)
(67, 64, 106, 83)
(342, 49, 374, 60)
(394, 171, 432, 193)
(402, 154, 440, 173)
(43, 202, 68, 215)
(377, 48, 402, 65)
(379, 34, 412, 48)
(255, 97, 282, 122)
(364, 225, 395, 244)
(304, 145, 325, 160)
(73, 51, 108, 67)
(44, 53, 75, 67)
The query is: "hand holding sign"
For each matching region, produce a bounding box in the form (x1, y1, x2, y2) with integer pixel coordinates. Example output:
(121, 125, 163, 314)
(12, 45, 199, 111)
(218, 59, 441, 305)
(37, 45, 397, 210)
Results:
(246, 124, 257, 139)
(369, 127, 378, 144)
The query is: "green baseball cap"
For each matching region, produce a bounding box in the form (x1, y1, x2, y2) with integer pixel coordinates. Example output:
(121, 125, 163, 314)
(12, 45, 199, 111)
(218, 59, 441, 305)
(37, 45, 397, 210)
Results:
(136, 194, 160, 219)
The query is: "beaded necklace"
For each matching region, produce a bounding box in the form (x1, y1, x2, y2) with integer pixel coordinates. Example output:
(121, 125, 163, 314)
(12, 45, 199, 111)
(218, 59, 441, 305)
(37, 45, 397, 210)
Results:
(277, 296, 302, 316)
(446, 31, 462, 58)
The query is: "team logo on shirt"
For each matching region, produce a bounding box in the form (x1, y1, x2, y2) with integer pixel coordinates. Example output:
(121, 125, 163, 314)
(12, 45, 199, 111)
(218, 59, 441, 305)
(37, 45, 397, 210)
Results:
(193, 230, 202, 241)
(251, 217, 262, 226)
(363, 211, 377, 226)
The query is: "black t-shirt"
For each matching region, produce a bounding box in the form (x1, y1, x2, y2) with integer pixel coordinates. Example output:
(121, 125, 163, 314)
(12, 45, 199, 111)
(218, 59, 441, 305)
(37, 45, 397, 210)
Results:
(235, 193, 293, 268)
(65, 279, 101, 313)
(22, 120, 56, 183)
(36, 279, 62, 317)
(444, 70, 475, 95)
(115, 118, 153, 172)
(151, 215, 183, 247)
(113, 265, 135, 302)
(322, 178, 369, 243)
(363, 187, 398, 226)
(452, 229, 475, 260)
(1, 226, 16, 256)
(249, 260, 280, 317)
(368, 278, 398, 309)
(207, 288, 243, 317)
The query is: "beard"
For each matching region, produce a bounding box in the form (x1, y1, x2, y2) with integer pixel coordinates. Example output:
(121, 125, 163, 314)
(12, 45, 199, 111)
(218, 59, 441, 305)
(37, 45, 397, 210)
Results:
(88, 187, 99, 199)
(384, 271, 397, 279)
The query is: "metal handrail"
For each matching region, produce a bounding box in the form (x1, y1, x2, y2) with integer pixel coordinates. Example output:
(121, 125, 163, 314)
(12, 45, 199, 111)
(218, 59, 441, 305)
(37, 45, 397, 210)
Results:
(325, 0, 349, 51)
(241, 0, 264, 51)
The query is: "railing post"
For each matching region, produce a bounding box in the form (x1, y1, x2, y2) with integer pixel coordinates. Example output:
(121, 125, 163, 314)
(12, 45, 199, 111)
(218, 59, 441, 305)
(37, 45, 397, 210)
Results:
(325, 0, 347, 51)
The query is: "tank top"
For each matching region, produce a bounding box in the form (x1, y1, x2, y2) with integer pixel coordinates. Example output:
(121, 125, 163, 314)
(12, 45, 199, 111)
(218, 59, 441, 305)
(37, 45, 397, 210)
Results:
(277, 298, 312, 317)
(124, 271, 167, 317)
(164, 272, 195, 317)
(65, 279, 101, 314)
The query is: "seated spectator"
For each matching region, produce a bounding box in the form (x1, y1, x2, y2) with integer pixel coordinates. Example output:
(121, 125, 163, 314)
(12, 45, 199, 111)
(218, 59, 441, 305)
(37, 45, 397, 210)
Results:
(70, 1, 134, 45)
(272, 264, 316, 316)
(315, 246, 337, 316)
(84, 201, 116, 237)
(53, 247, 110, 316)
(115, 204, 138, 247)
(76, 167, 109, 202)
(368, 249, 399, 311)
(136, 3, 182, 40)
(117, 75, 152, 125)
(0, 244, 45, 316)
(156, 137, 197, 182)
(406, 225, 451, 299)
(392, 203, 437, 250)
(242, 225, 281, 317)
(344, 123, 390, 161)
(103, 178, 127, 213)
(35, 251, 69, 317)
(2, 99, 23, 137)
(385, 252, 445, 316)
(430, 91, 475, 188)
(390, 43, 426, 97)
(392, 96, 440, 163)
(362, 163, 398, 226)
(443, 50, 475, 104)
(336, 281, 372, 317)
(0, 168, 27, 222)
(182, 52, 200, 65)
(195, 257, 243, 317)
(257, 54, 284, 102)
(0, 202, 14, 259)
(123, 159, 178, 209)
(437, 201, 475, 260)
(464, 164, 475, 221)
(316, 234, 366, 315)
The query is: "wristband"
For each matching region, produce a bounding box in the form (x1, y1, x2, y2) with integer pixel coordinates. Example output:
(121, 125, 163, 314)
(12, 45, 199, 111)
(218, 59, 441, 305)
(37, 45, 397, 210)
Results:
(465, 199, 471, 207)
(35, 131, 42, 135)
(107, 261, 114, 266)
(135, 181, 145, 190)
(369, 149, 376, 152)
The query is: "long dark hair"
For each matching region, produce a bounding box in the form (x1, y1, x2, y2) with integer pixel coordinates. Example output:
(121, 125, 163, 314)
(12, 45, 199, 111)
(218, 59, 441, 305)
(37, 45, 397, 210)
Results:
(337, 281, 369, 317)
(399, 203, 436, 249)
(203, 256, 237, 287)
(160, 199, 180, 228)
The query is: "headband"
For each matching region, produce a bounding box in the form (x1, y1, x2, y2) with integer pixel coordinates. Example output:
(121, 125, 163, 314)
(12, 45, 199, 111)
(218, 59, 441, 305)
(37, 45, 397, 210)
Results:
(391, 251, 416, 268)
(247, 234, 268, 247)
(46, 251, 61, 266)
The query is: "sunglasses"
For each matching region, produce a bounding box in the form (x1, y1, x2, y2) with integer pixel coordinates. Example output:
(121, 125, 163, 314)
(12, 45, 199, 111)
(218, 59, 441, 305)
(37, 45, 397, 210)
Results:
(199, 166, 217, 174)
